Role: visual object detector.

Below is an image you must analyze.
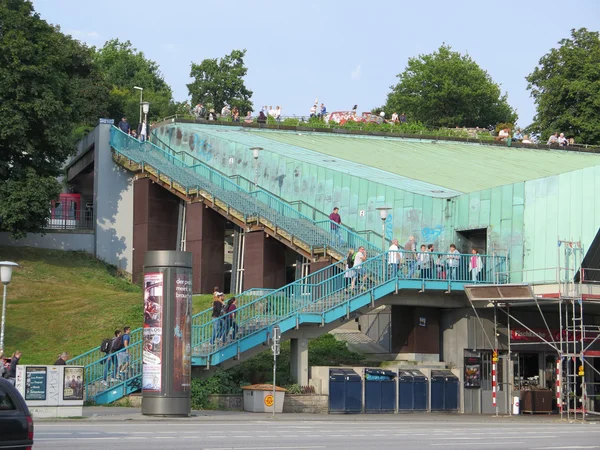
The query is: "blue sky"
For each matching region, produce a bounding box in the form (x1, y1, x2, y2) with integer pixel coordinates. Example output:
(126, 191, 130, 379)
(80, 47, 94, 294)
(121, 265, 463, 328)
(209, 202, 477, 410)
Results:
(33, 0, 599, 127)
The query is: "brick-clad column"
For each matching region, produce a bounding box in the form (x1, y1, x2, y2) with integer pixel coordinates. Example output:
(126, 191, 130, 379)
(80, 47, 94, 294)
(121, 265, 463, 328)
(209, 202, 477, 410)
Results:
(243, 232, 287, 290)
(186, 202, 225, 294)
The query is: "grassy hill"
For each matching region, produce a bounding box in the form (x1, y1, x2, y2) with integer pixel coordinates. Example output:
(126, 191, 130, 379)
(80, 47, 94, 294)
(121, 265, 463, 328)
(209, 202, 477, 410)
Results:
(0, 246, 213, 364)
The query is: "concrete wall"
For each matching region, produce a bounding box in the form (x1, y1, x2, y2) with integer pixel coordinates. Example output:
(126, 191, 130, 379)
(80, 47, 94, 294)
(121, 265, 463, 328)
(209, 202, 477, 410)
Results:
(206, 394, 328, 414)
(93, 122, 134, 273)
(0, 231, 95, 253)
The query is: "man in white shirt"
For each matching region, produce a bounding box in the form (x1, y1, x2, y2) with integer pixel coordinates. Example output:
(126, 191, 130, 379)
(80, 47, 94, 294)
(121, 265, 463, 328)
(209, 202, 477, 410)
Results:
(268, 106, 276, 118)
(558, 133, 568, 146)
(350, 246, 367, 290)
(497, 127, 510, 141)
(388, 239, 402, 278)
(275, 106, 282, 121)
(547, 132, 559, 145)
(447, 244, 460, 281)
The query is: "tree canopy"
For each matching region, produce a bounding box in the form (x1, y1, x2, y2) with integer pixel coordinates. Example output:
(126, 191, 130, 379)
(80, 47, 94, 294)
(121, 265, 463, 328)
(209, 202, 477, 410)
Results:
(94, 39, 175, 126)
(187, 49, 253, 113)
(384, 45, 517, 128)
(0, 0, 106, 237)
(526, 28, 600, 145)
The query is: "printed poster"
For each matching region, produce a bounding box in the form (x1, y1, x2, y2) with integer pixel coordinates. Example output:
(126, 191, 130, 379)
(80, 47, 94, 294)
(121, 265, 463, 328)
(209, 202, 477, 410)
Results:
(464, 356, 481, 388)
(143, 272, 163, 392)
(25, 367, 47, 401)
(173, 271, 192, 393)
(63, 367, 84, 400)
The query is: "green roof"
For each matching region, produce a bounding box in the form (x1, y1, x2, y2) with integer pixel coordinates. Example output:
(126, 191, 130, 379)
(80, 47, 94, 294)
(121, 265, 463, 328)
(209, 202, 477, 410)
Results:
(251, 130, 600, 193)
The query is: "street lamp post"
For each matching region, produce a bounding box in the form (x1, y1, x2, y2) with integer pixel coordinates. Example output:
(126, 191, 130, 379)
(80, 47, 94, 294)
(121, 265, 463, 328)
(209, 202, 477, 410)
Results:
(0, 261, 19, 353)
(376, 207, 392, 280)
(141, 102, 150, 142)
(250, 147, 263, 190)
(134, 86, 144, 125)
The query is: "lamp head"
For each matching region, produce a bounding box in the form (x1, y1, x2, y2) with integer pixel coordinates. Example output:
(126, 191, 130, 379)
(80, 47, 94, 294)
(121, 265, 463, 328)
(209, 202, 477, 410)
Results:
(133, 86, 143, 91)
(376, 206, 391, 221)
(250, 147, 263, 160)
(141, 102, 150, 115)
(0, 261, 19, 285)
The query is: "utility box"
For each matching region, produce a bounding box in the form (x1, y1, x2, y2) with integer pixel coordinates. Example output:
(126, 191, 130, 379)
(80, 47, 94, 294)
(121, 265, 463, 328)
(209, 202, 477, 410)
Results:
(398, 370, 429, 411)
(364, 368, 396, 413)
(329, 369, 362, 413)
(431, 370, 459, 412)
(242, 384, 286, 413)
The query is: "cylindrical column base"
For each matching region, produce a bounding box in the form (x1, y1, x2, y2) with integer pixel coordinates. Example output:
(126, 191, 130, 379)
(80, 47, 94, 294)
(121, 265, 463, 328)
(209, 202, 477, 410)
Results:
(142, 396, 191, 416)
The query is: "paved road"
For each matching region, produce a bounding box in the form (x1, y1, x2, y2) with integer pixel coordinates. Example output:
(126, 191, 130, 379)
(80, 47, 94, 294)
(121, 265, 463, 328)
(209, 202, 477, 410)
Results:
(34, 418, 600, 450)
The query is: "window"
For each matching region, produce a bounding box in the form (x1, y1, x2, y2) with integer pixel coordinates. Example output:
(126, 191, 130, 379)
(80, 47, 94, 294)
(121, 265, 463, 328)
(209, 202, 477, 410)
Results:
(0, 387, 16, 411)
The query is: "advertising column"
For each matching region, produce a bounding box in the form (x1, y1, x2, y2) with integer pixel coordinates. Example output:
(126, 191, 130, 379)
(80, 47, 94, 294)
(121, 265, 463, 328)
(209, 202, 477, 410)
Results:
(142, 251, 192, 416)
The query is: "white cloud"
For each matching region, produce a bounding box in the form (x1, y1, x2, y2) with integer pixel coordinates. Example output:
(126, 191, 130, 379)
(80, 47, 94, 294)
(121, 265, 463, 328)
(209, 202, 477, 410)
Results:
(87, 31, 100, 39)
(67, 30, 101, 41)
(351, 63, 362, 81)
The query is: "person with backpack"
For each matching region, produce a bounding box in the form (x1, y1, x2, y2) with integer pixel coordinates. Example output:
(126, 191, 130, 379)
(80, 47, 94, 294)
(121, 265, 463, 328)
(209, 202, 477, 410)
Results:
(210, 293, 225, 345)
(102, 330, 121, 385)
(117, 326, 131, 379)
(222, 297, 238, 342)
(350, 246, 367, 291)
(344, 248, 356, 290)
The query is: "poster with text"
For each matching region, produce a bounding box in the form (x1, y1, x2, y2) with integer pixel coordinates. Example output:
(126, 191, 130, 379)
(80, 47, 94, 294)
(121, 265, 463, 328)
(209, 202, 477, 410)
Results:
(143, 272, 163, 392)
(63, 367, 84, 400)
(25, 367, 47, 401)
(173, 271, 192, 393)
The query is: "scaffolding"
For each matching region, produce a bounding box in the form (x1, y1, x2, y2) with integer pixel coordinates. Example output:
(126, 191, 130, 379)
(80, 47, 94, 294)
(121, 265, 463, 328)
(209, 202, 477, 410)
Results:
(465, 238, 600, 420)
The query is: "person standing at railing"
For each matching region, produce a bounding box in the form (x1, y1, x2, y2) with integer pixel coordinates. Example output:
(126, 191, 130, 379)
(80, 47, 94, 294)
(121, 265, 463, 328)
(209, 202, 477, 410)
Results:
(118, 117, 130, 134)
(418, 245, 430, 279)
(232, 107, 240, 122)
(404, 236, 417, 278)
(388, 239, 401, 278)
(275, 106, 282, 122)
(447, 244, 460, 280)
(469, 248, 483, 282)
(427, 244, 438, 279)
(329, 207, 343, 246)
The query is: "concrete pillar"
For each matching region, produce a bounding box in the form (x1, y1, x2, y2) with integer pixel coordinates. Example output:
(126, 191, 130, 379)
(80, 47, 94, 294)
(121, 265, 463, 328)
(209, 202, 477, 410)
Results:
(391, 305, 440, 361)
(185, 202, 225, 294)
(243, 231, 286, 290)
(290, 337, 309, 386)
(133, 178, 180, 283)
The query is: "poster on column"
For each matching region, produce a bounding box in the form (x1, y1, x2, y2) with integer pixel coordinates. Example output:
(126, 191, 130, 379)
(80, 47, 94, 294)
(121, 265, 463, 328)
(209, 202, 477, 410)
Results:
(143, 272, 163, 392)
(63, 367, 84, 400)
(173, 271, 192, 393)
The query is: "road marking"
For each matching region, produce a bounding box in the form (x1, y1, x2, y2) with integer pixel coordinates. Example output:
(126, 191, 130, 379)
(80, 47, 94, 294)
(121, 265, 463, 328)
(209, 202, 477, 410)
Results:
(531, 447, 600, 449)
(431, 442, 525, 447)
(203, 447, 326, 450)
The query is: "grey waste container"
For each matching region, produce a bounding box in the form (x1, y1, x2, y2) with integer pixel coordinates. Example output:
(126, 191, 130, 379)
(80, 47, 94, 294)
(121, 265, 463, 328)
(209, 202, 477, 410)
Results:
(329, 369, 362, 413)
(364, 368, 396, 413)
(398, 370, 428, 411)
(431, 370, 459, 412)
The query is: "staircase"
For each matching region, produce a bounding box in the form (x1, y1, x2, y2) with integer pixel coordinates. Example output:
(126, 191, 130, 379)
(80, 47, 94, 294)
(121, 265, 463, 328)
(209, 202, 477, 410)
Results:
(69, 127, 508, 404)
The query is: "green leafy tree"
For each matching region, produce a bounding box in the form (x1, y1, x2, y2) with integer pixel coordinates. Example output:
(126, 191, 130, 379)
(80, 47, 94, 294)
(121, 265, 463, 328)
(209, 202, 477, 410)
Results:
(0, 0, 107, 237)
(526, 28, 600, 144)
(94, 39, 175, 126)
(187, 49, 253, 114)
(384, 45, 517, 128)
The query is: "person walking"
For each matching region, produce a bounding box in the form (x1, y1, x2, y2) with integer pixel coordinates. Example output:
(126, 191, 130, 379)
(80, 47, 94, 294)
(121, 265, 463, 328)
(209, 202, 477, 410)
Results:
(404, 236, 417, 278)
(102, 330, 121, 385)
(388, 239, 401, 278)
(329, 207, 342, 246)
(469, 248, 483, 282)
(211, 293, 225, 345)
(223, 297, 238, 342)
(344, 248, 356, 291)
(138, 120, 147, 142)
(54, 352, 68, 366)
(117, 326, 131, 379)
(350, 246, 367, 291)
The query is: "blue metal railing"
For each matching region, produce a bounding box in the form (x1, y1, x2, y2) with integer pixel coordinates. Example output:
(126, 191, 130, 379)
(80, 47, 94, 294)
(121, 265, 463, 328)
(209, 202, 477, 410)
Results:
(111, 127, 379, 258)
(192, 250, 508, 365)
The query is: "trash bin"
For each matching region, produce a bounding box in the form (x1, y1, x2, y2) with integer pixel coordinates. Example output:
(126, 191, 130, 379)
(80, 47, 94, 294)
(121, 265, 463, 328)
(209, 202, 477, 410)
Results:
(242, 384, 286, 413)
(364, 368, 396, 413)
(430, 370, 459, 412)
(398, 370, 428, 411)
(329, 368, 362, 413)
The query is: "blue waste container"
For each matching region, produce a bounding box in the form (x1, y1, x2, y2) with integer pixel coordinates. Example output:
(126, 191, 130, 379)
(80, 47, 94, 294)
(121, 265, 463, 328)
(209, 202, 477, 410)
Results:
(398, 370, 428, 411)
(431, 370, 459, 412)
(364, 368, 396, 413)
(329, 368, 362, 413)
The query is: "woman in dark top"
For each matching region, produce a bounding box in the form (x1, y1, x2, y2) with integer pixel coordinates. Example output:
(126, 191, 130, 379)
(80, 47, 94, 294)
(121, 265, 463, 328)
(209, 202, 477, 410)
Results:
(257, 111, 267, 124)
(8, 350, 22, 379)
(223, 297, 238, 342)
(210, 294, 225, 345)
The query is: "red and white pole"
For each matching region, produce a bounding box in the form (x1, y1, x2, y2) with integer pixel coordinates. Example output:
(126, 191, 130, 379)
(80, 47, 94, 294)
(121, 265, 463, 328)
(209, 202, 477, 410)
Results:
(492, 357, 497, 411)
(556, 358, 562, 414)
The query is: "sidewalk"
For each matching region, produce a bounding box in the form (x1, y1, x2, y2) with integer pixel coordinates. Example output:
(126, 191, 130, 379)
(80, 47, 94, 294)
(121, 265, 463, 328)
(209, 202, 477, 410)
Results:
(35, 406, 576, 423)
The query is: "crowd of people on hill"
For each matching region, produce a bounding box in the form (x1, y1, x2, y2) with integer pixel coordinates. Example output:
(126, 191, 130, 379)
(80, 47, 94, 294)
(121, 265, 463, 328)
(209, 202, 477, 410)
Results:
(496, 126, 575, 146)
